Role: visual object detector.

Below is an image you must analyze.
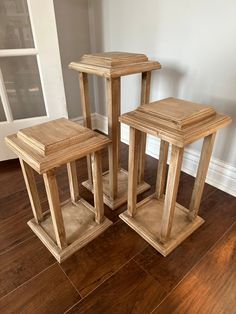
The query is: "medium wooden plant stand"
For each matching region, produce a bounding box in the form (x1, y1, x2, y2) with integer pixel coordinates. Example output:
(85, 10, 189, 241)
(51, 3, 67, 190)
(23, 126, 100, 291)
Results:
(5, 118, 112, 262)
(69, 52, 161, 209)
(119, 97, 231, 256)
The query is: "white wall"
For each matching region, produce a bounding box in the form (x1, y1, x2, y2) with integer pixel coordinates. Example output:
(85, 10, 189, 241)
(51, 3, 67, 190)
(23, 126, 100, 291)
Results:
(54, 0, 94, 118)
(88, 0, 236, 168)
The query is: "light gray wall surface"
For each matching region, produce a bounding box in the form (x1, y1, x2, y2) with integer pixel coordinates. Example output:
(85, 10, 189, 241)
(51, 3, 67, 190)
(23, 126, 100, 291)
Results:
(54, 0, 94, 118)
(88, 0, 236, 167)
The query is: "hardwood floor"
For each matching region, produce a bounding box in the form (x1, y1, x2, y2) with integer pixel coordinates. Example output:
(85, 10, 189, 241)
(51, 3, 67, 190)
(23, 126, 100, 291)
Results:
(0, 142, 235, 313)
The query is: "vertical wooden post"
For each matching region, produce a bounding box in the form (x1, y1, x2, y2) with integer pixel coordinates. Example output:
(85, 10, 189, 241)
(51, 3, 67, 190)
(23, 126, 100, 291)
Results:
(92, 151, 104, 224)
(19, 158, 43, 223)
(156, 140, 169, 199)
(107, 77, 121, 200)
(138, 71, 151, 183)
(127, 127, 141, 217)
(43, 170, 67, 249)
(160, 145, 184, 242)
(67, 161, 79, 202)
(188, 133, 216, 221)
(79, 72, 93, 184)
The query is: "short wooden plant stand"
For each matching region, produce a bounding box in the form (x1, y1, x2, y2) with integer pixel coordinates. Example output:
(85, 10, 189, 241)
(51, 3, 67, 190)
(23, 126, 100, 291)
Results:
(5, 118, 112, 262)
(119, 98, 231, 256)
(69, 52, 161, 209)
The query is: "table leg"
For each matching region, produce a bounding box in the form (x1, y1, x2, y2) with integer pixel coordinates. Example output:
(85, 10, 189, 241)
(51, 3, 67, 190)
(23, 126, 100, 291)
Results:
(67, 161, 79, 202)
(106, 77, 121, 200)
(138, 71, 151, 183)
(92, 151, 104, 224)
(160, 145, 184, 242)
(43, 170, 67, 249)
(19, 158, 43, 223)
(79, 72, 93, 184)
(188, 133, 216, 221)
(127, 127, 141, 217)
(156, 140, 169, 199)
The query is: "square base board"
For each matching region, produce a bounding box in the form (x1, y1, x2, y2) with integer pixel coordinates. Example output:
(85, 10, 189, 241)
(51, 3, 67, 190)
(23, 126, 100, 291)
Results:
(28, 199, 112, 263)
(82, 168, 150, 210)
(119, 195, 204, 256)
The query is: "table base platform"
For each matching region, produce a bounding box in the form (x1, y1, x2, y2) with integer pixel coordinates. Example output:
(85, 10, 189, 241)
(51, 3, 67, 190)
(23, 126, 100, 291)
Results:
(119, 194, 204, 256)
(28, 199, 112, 262)
(82, 168, 150, 210)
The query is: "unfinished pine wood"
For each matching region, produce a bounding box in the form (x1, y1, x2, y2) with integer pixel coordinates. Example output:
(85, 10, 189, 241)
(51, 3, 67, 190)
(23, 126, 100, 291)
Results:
(156, 140, 169, 199)
(120, 194, 204, 257)
(119, 97, 231, 256)
(127, 128, 141, 217)
(69, 52, 161, 79)
(79, 72, 93, 184)
(107, 77, 121, 200)
(188, 133, 216, 221)
(43, 170, 67, 250)
(119, 97, 231, 147)
(19, 158, 43, 223)
(5, 119, 111, 174)
(18, 118, 92, 156)
(91, 151, 104, 224)
(67, 161, 79, 202)
(28, 199, 112, 262)
(160, 146, 184, 242)
(70, 52, 159, 209)
(138, 71, 151, 183)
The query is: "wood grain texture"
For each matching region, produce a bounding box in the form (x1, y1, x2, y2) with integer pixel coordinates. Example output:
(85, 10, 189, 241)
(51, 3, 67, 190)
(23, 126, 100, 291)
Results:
(43, 170, 67, 249)
(61, 221, 147, 297)
(135, 189, 236, 293)
(91, 151, 104, 224)
(107, 77, 121, 200)
(119, 97, 231, 147)
(67, 260, 167, 314)
(67, 161, 79, 202)
(0, 264, 80, 314)
(160, 145, 184, 241)
(78, 72, 93, 184)
(188, 132, 216, 221)
(127, 127, 141, 217)
(0, 236, 55, 298)
(156, 140, 169, 199)
(138, 71, 151, 183)
(154, 222, 236, 314)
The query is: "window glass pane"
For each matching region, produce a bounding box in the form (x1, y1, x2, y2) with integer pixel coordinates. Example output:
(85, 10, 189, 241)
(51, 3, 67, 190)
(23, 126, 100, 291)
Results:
(0, 97, 7, 121)
(0, 0, 34, 49)
(0, 56, 46, 120)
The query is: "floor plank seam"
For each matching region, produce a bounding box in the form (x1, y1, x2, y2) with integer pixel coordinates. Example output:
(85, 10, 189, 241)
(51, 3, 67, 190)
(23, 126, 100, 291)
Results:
(150, 220, 236, 313)
(0, 234, 35, 257)
(58, 263, 83, 299)
(0, 262, 57, 302)
(133, 258, 169, 294)
(63, 243, 149, 313)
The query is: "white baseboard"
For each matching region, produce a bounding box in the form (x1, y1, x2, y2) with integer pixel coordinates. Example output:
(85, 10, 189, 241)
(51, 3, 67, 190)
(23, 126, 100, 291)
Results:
(72, 113, 236, 197)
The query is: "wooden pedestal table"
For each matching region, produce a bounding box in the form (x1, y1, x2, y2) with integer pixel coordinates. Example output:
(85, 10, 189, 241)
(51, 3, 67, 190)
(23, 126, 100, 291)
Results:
(69, 52, 161, 209)
(119, 97, 231, 256)
(5, 118, 112, 262)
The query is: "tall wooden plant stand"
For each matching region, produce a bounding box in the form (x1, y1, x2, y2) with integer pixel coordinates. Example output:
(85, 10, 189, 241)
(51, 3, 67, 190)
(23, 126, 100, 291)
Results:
(119, 98, 231, 256)
(5, 118, 112, 262)
(69, 52, 161, 210)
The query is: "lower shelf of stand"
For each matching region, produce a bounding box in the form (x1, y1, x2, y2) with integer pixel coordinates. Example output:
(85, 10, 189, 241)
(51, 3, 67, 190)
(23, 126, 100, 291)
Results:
(119, 194, 204, 256)
(28, 199, 112, 263)
(82, 168, 150, 210)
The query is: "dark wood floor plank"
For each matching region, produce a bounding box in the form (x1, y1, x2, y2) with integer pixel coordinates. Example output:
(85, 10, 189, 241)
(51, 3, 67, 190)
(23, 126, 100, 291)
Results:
(67, 260, 167, 314)
(0, 236, 55, 298)
(0, 264, 80, 314)
(135, 189, 236, 292)
(61, 221, 147, 297)
(154, 222, 236, 314)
